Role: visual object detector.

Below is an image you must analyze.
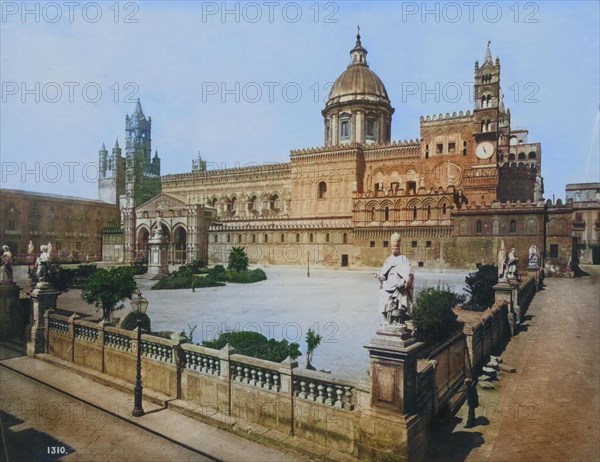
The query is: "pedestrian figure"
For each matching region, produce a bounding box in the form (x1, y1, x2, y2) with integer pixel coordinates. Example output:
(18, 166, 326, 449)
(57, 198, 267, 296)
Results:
(464, 378, 479, 428)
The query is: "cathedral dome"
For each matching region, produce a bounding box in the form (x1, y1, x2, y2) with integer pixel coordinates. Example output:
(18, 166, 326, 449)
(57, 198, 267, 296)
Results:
(325, 32, 391, 110)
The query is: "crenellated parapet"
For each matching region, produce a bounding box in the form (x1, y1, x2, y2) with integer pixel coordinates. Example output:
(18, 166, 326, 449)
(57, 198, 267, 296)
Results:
(163, 162, 291, 182)
(420, 110, 472, 123)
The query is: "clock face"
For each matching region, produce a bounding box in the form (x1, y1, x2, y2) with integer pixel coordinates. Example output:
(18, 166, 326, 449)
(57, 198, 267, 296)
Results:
(476, 142, 495, 160)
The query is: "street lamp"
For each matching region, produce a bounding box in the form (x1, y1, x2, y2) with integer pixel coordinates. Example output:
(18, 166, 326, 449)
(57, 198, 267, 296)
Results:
(131, 290, 148, 418)
(130, 289, 148, 314)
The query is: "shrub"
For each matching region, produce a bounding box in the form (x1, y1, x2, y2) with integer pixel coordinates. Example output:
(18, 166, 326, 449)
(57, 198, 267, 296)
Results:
(130, 254, 148, 275)
(71, 264, 98, 289)
(305, 328, 322, 370)
(175, 259, 207, 278)
(208, 265, 226, 279)
(411, 286, 464, 345)
(464, 264, 499, 311)
(151, 274, 225, 290)
(209, 268, 267, 284)
(81, 266, 137, 320)
(203, 331, 301, 363)
(121, 311, 151, 331)
(228, 247, 249, 272)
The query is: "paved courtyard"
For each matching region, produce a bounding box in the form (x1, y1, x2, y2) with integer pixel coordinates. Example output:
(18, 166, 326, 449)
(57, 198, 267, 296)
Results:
(429, 268, 600, 461)
(27, 265, 467, 380)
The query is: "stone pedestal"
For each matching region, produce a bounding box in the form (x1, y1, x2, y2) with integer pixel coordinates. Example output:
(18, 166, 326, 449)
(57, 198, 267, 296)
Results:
(27, 283, 59, 357)
(364, 325, 424, 415)
(360, 327, 428, 461)
(0, 281, 23, 346)
(147, 233, 169, 279)
(494, 281, 519, 335)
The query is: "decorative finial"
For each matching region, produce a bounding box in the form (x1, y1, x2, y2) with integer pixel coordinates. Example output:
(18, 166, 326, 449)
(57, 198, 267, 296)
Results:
(356, 25, 361, 44)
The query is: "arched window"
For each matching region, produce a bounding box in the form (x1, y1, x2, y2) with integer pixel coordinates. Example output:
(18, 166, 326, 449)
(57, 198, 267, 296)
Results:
(412, 205, 418, 220)
(227, 234, 231, 243)
(214, 234, 218, 243)
(249, 196, 257, 211)
(475, 220, 483, 234)
(426, 205, 431, 220)
(518, 152, 526, 160)
(509, 153, 516, 161)
(442, 203, 447, 215)
(280, 233, 285, 243)
(370, 208, 376, 221)
(528, 151, 537, 160)
(526, 217, 537, 234)
(264, 234, 268, 243)
(238, 234, 242, 243)
(343, 233, 348, 244)
(309, 233, 314, 243)
(252, 234, 256, 243)
(510, 220, 517, 233)
(492, 220, 499, 235)
(384, 206, 390, 221)
(318, 181, 327, 199)
(326, 233, 330, 243)
(296, 233, 300, 243)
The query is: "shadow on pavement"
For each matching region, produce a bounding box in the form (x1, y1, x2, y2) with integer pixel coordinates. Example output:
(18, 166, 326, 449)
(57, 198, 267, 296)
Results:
(0, 410, 76, 462)
(427, 416, 486, 462)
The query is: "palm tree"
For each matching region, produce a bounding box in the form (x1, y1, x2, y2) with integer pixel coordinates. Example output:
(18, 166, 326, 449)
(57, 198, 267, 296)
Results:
(228, 246, 249, 272)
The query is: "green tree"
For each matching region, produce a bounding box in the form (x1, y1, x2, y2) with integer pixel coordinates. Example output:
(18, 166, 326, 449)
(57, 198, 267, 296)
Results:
(81, 266, 137, 321)
(121, 311, 151, 331)
(305, 328, 322, 370)
(464, 264, 498, 311)
(228, 247, 249, 272)
(203, 331, 301, 362)
(411, 286, 463, 345)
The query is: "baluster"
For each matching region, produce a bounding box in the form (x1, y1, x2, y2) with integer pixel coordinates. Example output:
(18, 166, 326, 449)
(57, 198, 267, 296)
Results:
(201, 356, 208, 373)
(257, 370, 264, 388)
(250, 368, 258, 386)
(243, 366, 250, 383)
(343, 386, 354, 410)
(325, 385, 334, 406)
(308, 382, 316, 400)
(298, 380, 307, 399)
(236, 365, 243, 382)
(264, 372, 272, 390)
(273, 373, 280, 392)
(334, 386, 344, 408)
(316, 383, 325, 403)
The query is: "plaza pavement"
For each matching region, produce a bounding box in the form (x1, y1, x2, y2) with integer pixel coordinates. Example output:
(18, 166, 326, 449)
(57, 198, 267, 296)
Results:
(429, 267, 600, 461)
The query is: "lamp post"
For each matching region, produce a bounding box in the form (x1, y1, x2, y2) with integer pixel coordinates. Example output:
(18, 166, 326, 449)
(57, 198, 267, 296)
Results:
(131, 290, 148, 417)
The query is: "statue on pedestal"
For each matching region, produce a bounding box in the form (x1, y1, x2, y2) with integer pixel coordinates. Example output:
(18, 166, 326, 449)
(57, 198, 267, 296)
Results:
(497, 240, 507, 281)
(375, 233, 414, 327)
(35, 244, 51, 283)
(528, 244, 539, 269)
(507, 247, 519, 281)
(1, 245, 13, 282)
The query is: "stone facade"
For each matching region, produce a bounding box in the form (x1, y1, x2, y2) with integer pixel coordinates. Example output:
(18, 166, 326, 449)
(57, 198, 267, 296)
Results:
(567, 183, 600, 264)
(0, 189, 119, 262)
(150, 38, 565, 270)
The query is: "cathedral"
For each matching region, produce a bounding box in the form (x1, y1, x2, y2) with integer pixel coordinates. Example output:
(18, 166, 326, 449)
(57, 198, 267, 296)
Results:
(98, 34, 577, 270)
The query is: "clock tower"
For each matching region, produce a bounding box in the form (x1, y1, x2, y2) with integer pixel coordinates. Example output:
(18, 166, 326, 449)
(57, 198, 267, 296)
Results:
(472, 41, 510, 164)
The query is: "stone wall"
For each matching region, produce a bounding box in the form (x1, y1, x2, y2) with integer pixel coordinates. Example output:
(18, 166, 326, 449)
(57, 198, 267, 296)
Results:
(44, 311, 438, 461)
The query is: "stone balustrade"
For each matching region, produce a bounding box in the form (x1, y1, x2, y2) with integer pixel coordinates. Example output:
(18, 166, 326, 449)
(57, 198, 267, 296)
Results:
(181, 345, 220, 376)
(293, 368, 355, 410)
(230, 358, 281, 392)
(104, 331, 132, 352)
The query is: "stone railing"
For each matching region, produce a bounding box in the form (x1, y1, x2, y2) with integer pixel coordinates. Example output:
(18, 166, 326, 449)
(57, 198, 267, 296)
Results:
(293, 368, 355, 410)
(43, 310, 449, 461)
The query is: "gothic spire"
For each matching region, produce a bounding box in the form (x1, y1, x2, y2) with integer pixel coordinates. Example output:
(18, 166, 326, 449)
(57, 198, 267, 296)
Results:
(114, 138, 119, 149)
(134, 98, 144, 118)
(485, 40, 493, 64)
(101, 142, 106, 150)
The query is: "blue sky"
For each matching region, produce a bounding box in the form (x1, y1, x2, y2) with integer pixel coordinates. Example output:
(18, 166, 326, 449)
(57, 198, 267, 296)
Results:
(1, 1, 599, 202)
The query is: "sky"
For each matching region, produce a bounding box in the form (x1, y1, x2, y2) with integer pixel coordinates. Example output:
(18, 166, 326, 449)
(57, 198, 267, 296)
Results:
(1, 1, 599, 202)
